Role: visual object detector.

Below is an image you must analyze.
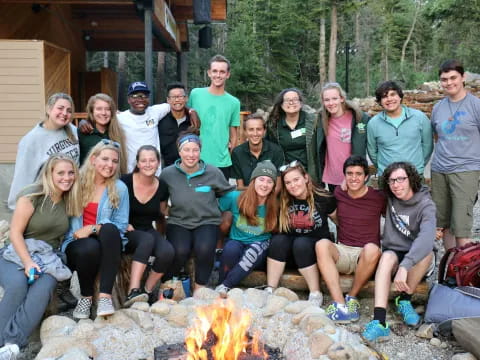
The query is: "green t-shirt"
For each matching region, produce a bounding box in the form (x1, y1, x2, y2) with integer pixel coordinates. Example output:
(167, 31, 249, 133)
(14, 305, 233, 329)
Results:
(187, 87, 241, 167)
(14, 185, 69, 248)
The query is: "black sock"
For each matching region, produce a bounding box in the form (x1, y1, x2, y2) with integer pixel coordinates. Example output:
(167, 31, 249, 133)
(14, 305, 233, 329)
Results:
(373, 307, 387, 327)
(399, 292, 412, 302)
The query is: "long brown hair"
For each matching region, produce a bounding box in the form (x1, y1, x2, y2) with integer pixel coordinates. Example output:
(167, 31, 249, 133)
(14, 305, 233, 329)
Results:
(238, 179, 278, 233)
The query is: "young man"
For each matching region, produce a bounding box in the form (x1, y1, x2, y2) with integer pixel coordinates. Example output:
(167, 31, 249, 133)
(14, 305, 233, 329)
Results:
(316, 155, 385, 323)
(363, 162, 435, 342)
(367, 81, 433, 179)
(158, 83, 200, 167)
(231, 113, 284, 192)
(187, 55, 241, 180)
(431, 59, 480, 250)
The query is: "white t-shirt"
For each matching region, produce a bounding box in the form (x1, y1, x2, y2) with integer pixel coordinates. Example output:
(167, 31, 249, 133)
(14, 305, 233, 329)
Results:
(118, 104, 170, 173)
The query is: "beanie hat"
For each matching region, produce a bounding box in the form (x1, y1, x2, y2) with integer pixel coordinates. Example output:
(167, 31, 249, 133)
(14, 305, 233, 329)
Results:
(250, 160, 277, 182)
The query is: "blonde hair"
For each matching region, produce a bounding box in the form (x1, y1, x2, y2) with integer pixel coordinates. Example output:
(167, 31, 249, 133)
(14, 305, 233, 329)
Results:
(79, 141, 121, 208)
(26, 154, 82, 216)
(319, 83, 348, 136)
(45, 93, 78, 144)
(86, 93, 128, 173)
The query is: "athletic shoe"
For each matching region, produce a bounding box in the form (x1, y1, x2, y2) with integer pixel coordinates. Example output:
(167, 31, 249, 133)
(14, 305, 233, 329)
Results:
(362, 320, 390, 342)
(395, 296, 420, 326)
(0, 344, 19, 360)
(264, 286, 274, 294)
(345, 295, 360, 322)
(97, 297, 115, 317)
(124, 288, 149, 308)
(215, 284, 230, 298)
(308, 291, 323, 307)
(72, 297, 92, 319)
(326, 302, 352, 323)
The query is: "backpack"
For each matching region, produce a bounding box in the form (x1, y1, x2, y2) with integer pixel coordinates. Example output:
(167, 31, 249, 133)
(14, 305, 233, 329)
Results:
(438, 242, 480, 287)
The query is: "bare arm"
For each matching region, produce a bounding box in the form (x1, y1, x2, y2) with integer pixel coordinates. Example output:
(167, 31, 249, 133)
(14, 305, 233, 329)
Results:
(78, 119, 94, 134)
(236, 179, 247, 191)
(229, 126, 238, 152)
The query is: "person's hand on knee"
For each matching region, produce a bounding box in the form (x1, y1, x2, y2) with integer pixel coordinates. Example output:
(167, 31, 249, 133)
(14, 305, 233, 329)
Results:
(393, 266, 410, 293)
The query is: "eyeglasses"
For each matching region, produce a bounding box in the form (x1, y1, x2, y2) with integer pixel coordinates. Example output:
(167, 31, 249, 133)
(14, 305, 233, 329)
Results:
(101, 139, 121, 148)
(282, 98, 301, 105)
(279, 160, 300, 173)
(168, 95, 186, 100)
(386, 176, 408, 185)
(129, 93, 149, 100)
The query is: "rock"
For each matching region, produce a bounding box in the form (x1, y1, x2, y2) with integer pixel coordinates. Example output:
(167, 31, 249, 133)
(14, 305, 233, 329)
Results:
(327, 342, 356, 360)
(193, 287, 218, 301)
(124, 308, 154, 330)
(150, 301, 171, 316)
(299, 314, 334, 335)
(430, 337, 442, 347)
(35, 337, 96, 360)
(227, 288, 244, 307)
(130, 301, 150, 312)
(166, 304, 189, 327)
(70, 320, 96, 339)
(40, 316, 77, 344)
(284, 300, 311, 314)
(349, 324, 361, 333)
(309, 330, 333, 357)
(415, 305, 425, 314)
(292, 306, 325, 325)
(244, 288, 268, 308)
(441, 342, 448, 349)
(416, 323, 435, 339)
(262, 295, 289, 317)
(93, 309, 137, 329)
(273, 287, 299, 302)
(57, 347, 91, 360)
(451, 353, 477, 360)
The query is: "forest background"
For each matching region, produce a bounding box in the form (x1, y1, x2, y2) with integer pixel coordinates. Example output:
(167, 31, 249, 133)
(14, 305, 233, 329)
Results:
(87, 0, 478, 111)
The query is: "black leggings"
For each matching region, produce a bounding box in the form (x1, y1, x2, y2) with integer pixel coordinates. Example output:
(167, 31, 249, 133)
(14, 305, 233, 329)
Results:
(166, 224, 218, 285)
(268, 234, 318, 269)
(65, 223, 122, 297)
(125, 229, 174, 273)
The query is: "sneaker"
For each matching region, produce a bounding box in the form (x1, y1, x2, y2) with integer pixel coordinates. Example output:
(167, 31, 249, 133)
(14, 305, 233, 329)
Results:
(395, 296, 420, 326)
(308, 291, 323, 307)
(72, 297, 92, 319)
(264, 286, 275, 294)
(362, 320, 390, 342)
(215, 284, 230, 298)
(124, 288, 149, 308)
(326, 302, 351, 323)
(97, 297, 115, 317)
(0, 344, 19, 360)
(345, 295, 360, 322)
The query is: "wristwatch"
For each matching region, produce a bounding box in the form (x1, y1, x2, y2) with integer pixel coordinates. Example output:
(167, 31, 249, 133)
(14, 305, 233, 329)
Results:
(91, 225, 97, 234)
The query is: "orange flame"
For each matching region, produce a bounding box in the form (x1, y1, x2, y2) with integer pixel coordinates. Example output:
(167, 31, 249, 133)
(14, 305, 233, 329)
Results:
(185, 299, 267, 360)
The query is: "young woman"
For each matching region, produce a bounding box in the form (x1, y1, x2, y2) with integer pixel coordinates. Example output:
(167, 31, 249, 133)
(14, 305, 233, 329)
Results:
(0, 154, 81, 359)
(319, 83, 369, 192)
(121, 145, 174, 306)
(266, 88, 321, 182)
(160, 131, 234, 294)
(8, 93, 80, 210)
(78, 93, 128, 174)
(266, 161, 336, 306)
(62, 140, 129, 319)
(215, 161, 278, 297)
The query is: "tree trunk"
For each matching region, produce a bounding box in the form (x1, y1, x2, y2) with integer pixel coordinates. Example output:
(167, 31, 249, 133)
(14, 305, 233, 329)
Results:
(117, 51, 127, 110)
(384, 34, 389, 81)
(156, 52, 166, 103)
(328, 3, 338, 82)
(355, 12, 360, 45)
(365, 39, 370, 96)
(319, 17, 327, 88)
(400, 2, 420, 82)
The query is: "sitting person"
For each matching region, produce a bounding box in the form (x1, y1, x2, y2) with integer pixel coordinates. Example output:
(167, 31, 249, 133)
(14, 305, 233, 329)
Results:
(121, 145, 174, 306)
(363, 162, 436, 342)
(0, 154, 81, 359)
(62, 140, 129, 319)
(160, 131, 234, 294)
(215, 161, 278, 297)
(316, 155, 385, 323)
(266, 161, 336, 305)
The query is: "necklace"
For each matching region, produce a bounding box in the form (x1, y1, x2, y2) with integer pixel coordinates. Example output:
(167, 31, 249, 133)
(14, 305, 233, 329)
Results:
(447, 95, 467, 121)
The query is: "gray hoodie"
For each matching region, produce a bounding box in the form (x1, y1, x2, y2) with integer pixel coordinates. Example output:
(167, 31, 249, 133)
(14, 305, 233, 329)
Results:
(383, 185, 436, 270)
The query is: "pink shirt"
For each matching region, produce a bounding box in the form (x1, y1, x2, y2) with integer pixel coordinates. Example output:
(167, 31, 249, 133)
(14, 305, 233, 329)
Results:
(322, 111, 353, 185)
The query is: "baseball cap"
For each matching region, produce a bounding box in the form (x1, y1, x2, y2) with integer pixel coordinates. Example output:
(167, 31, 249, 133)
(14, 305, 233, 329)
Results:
(128, 81, 150, 95)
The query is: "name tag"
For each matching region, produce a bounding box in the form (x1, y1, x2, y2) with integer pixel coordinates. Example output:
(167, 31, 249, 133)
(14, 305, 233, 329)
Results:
(291, 128, 306, 139)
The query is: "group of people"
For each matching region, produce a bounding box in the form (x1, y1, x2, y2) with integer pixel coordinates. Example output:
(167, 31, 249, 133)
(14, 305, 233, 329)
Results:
(0, 55, 479, 358)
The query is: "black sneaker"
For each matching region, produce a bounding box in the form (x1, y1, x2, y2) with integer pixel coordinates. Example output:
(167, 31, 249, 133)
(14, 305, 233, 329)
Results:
(124, 288, 148, 307)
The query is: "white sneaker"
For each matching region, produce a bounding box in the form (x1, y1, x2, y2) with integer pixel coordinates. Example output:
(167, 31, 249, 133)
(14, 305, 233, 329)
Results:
(308, 291, 323, 307)
(264, 286, 275, 294)
(97, 297, 115, 317)
(215, 284, 230, 298)
(0, 344, 19, 360)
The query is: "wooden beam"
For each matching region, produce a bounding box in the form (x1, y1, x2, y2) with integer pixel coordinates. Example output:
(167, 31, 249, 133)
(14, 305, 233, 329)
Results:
(171, 0, 226, 21)
(0, 1, 135, 4)
(85, 38, 169, 51)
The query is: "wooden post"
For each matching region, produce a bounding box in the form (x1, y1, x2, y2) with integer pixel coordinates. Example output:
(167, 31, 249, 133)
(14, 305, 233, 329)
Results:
(144, 0, 154, 101)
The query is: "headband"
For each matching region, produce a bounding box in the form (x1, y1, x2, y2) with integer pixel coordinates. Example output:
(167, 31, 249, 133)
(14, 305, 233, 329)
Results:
(178, 134, 201, 150)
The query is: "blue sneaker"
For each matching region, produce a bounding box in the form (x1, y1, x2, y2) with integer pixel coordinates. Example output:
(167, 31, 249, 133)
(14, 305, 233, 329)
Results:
(395, 296, 420, 326)
(362, 320, 390, 342)
(345, 295, 360, 322)
(326, 302, 352, 323)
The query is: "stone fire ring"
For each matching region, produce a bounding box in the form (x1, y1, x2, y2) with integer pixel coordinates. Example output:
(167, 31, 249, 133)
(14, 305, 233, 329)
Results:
(37, 287, 375, 360)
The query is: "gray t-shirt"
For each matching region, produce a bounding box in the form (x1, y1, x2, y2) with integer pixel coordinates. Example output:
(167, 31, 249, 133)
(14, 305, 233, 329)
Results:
(431, 93, 480, 173)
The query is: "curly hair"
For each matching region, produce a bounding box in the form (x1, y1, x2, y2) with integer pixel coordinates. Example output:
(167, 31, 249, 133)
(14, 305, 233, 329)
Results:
(382, 161, 422, 198)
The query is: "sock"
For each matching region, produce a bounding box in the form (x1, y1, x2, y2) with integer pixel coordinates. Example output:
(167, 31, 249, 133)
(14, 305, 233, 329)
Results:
(373, 307, 387, 327)
(399, 292, 412, 302)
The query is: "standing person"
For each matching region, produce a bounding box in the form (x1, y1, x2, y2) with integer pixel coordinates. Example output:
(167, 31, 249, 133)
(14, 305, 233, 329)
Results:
(266, 161, 336, 306)
(362, 162, 435, 342)
(8, 93, 79, 210)
(431, 59, 480, 249)
(160, 131, 235, 293)
(187, 55, 241, 180)
(231, 113, 284, 191)
(121, 145, 175, 306)
(158, 83, 200, 167)
(367, 81, 433, 181)
(215, 161, 278, 297)
(266, 88, 321, 183)
(62, 140, 129, 319)
(319, 83, 369, 192)
(78, 93, 128, 173)
(0, 154, 81, 359)
(316, 155, 385, 323)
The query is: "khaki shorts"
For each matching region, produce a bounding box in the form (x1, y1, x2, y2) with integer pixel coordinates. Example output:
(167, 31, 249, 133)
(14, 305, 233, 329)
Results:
(335, 243, 363, 275)
(431, 171, 480, 238)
